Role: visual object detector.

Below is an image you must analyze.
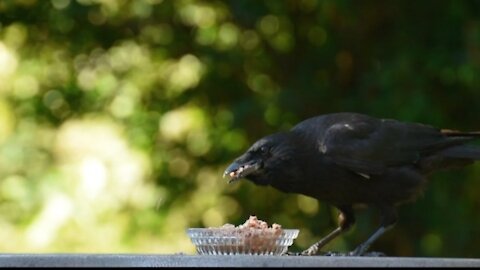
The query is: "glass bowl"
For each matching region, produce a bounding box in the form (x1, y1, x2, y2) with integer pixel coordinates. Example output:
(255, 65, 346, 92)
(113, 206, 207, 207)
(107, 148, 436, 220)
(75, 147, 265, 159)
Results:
(187, 228, 299, 255)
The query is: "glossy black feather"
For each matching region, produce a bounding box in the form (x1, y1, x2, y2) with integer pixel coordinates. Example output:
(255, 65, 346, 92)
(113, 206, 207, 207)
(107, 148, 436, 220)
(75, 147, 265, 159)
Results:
(226, 112, 480, 255)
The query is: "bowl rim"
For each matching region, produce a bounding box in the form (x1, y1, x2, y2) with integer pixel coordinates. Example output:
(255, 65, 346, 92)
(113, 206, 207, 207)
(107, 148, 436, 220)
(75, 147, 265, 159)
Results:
(186, 228, 300, 238)
(187, 228, 299, 232)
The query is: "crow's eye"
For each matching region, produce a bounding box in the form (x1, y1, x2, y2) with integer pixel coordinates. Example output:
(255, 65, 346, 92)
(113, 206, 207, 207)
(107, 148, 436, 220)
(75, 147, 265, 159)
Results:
(260, 146, 268, 154)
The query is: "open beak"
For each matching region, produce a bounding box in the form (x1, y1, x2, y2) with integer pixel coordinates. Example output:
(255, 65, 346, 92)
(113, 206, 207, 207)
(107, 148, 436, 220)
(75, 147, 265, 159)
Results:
(223, 160, 262, 183)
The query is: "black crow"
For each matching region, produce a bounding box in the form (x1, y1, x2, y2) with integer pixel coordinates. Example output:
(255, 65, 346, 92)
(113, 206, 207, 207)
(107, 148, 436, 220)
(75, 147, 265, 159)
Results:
(223, 112, 480, 256)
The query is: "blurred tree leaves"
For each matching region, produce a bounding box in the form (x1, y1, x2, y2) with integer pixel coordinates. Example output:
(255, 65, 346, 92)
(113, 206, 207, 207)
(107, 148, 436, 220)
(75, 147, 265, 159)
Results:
(0, 0, 480, 257)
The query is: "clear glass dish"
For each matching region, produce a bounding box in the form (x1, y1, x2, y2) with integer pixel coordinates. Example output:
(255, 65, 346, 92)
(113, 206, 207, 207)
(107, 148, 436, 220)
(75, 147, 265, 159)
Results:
(187, 228, 299, 255)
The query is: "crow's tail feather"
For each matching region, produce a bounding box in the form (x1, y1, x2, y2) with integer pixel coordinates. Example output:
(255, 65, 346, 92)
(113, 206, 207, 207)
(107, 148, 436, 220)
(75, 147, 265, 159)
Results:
(419, 144, 480, 173)
(441, 130, 480, 137)
(441, 145, 480, 160)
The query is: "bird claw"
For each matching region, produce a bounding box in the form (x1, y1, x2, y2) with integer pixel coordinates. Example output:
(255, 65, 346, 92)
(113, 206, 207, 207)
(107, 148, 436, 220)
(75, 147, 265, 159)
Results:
(284, 246, 319, 256)
(284, 250, 386, 257)
(283, 243, 321, 256)
(301, 246, 319, 256)
(348, 246, 365, 257)
(321, 250, 386, 257)
(284, 250, 316, 256)
(348, 248, 387, 257)
(349, 243, 387, 257)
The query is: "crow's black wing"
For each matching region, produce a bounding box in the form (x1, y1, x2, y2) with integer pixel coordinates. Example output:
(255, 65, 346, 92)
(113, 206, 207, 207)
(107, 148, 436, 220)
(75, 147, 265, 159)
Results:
(292, 113, 472, 175)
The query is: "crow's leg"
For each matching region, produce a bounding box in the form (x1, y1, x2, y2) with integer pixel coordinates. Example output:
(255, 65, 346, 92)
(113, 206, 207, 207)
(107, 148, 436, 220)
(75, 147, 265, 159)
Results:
(300, 205, 355, 256)
(349, 226, 392, 256)
(349, 204, 398, 256)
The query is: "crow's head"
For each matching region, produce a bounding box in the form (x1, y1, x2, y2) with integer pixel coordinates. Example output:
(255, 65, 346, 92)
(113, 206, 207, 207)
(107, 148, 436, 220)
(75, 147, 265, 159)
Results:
(223, 132, 298, 186)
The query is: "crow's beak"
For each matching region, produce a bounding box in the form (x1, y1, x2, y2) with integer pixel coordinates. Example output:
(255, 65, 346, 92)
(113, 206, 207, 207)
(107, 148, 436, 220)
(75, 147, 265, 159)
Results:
(223, 160, 261, 183)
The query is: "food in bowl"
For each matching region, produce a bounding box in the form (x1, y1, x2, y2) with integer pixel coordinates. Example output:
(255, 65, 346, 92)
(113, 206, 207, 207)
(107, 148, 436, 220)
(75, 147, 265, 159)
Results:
(187, 216, 299, 255)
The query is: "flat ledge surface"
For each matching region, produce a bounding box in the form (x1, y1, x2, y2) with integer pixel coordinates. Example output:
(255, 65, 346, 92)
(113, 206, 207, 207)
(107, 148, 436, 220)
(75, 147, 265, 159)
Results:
(1, 254, 480, 267)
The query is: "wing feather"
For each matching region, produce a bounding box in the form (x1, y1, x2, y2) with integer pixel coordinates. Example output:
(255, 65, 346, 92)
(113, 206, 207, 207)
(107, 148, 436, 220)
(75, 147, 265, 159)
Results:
(292, 113, 472, 175)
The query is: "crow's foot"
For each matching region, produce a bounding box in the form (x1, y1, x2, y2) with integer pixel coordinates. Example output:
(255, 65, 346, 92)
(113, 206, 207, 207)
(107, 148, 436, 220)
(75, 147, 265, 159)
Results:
(320, 251, 386, 257)
(284, 249, 316, 256)
(284, 250, 386, 257)
(347, 250, 387, 257)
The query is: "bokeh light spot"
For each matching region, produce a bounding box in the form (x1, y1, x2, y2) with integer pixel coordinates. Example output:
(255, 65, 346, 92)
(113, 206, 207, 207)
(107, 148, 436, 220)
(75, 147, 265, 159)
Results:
(297, 195, 319, 216)
(13, 75, 39, 99)
(259, 15, 280, 36)
(420, 233, 443, 256)
(0, 99, 15, 144)
(159, 106, 207, 142)
(202, 207, 225, 227)
(217, 23, 239, 50)
(168, 156, 191, 178)
(0, 43, 18, 82)
(51, 0, 71, 9)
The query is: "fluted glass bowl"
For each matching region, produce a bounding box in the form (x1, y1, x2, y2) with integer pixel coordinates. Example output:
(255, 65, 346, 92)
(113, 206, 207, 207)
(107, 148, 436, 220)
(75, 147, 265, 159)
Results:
(187, 228, 299, 255)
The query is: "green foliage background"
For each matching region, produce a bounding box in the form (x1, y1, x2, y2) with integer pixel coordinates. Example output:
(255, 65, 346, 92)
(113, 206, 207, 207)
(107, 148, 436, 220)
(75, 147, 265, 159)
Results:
(0, 0, 480, 257)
